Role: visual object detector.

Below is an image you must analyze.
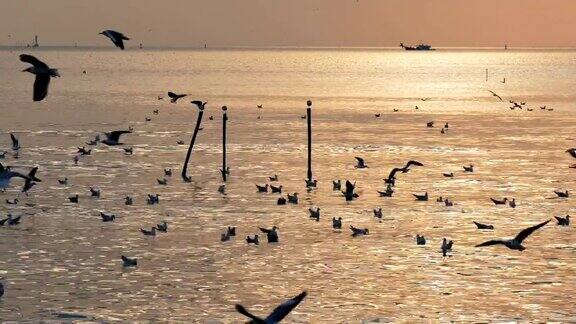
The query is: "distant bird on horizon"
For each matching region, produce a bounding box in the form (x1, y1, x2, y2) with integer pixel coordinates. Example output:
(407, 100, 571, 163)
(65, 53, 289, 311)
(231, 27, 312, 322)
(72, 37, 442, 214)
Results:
(235, 291, 307, 324)
(99, 30, 130, 50)
(20, 54, 60, 101)
(475, 219, 551, 251)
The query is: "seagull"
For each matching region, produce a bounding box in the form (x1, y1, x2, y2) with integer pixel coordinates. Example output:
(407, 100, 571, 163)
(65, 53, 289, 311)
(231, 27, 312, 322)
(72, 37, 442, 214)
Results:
(0, 163, 32, 190)
(156, 221, 168, 232)
(554, 215, 570, 226)
(177, 140, 185, 145)
(308, 207, 320, 221)
(508, 198, 516, 208)
(287, 193, 298, 204)
(305, 179, 318, 188)
(384, 168, 403, 185)
(427, 121, 434, 128)
(167, 92, 187, 103)
(221, 232, 231, 242)
(5, 198, 18, 205)
(100, 212, 116, 222)
(89, 187, 100, 198)
(473, 221, 494, 230)
(375, 113, 381, 118)
(20, 54, 60, 101)
(355, 157, 368, 168)
(269, 174, 279, 181)
(99, 30, 130, 50)
(475, 219, 551, 251)
(270, 185, 282, 193)
(277, 197, 287, 205)
(342, 180, 359, 201)
(164, 168, 172, 176)
(332, 180, 341, 191)
(21, 178, 36, 194)
(463, 165, 474, 172)
(413, 192, 428, 201)
(140, 227, 156, 236)
(488, 90, 503, 101)
(121, 255, 137, 267)
(566, 148, 576, 159)
(350, 225, 369, 237)
(416, 234, 426, 245)
(441, 238, 453, 257)
(157, 178, 168, 186)
(235, 291, 307, 324)
(259, 226, 279, 243)
(444, 198, 454, 207)
(218, 184, 226, 195)
(246, 234, 259, 245)
(490, 197, 508, 205)
(123, 147, 133, 155)
(401, 160, 424, 172)
(68, 194, 79, 203)
(226, 226, 236, 237)
(147, 194, 160, 205)
(125, 196, 133, 205)
(332, 217, 342, 229)
(10, 134, 20, 151)
(373, 207, 382, 219)
(102, 130, 131, 146)
(191, 100, 208, 110)
(257, 104, 263, 109)
(443, 172, 454, 178)
(554, 190, 569, 198)
(256, 184, 269, 193)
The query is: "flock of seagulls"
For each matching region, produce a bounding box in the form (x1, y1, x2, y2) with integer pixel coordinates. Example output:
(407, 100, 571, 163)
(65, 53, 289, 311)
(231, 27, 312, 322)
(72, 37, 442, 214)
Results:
(2, 32, 573, 322)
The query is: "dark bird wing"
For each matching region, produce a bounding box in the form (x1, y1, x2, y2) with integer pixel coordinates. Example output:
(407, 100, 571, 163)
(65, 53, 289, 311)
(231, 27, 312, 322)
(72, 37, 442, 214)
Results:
(28, 167, 41, 182)
(387, 167, 402, 180)
(488, 90, 503, 101)
(475, 239, 506, 247)
(191, 100, 206, 109)
(19, 54, 48, 68)
(235, 304, 265, 324)
(108, 30, 128, 49)
(514, 219, 551, 243)
(405, 160, 424, 168)
(554, 216, 564, 223)
(167, 92, 178, 99)
(33, 74, 50, 101)
(10, 134, 18, 147)
(264, 291, 307, 323)
(107, 130, 131, 142)
(355, 156, 364, 164)
(259, 227, 271, 234)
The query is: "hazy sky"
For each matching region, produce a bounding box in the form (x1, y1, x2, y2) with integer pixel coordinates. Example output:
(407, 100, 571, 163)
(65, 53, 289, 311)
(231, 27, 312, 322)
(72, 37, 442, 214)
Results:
(2, 0, 575, 47)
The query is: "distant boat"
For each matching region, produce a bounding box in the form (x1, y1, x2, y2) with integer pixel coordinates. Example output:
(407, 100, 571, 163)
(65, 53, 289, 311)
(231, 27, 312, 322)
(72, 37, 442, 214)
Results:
(400, 42, 434, 51)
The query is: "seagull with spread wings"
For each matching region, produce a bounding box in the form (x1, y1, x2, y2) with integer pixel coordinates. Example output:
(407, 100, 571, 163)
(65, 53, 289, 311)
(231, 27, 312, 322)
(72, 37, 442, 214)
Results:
(488, 90, 503, 101)
(235, 291, 307, 323)
(20, 54, 60, 101)
(475, 219, 551, 251)
(102, 130, 132, 146)
(99, 30, 130, 50)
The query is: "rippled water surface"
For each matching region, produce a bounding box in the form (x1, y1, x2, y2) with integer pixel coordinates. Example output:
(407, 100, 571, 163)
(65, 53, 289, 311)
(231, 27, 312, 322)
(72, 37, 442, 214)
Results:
(0, 48, 575, 322)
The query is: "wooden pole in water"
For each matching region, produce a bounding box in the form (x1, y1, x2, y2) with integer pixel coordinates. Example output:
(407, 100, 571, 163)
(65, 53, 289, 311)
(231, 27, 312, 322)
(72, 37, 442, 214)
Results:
(182, 105, 205, 181)
(221, 106, 228, 182)
(306, 100, 313, 183)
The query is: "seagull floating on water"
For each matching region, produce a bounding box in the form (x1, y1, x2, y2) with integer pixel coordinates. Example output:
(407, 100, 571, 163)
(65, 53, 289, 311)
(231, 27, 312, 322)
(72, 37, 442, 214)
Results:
(259, 226, 279, 243)
(235, 291, 307, 324)
(68, 194, 79, 203)
(287, 193, 298, 204)
(125, 196, 133, 205)
(350, 225, 369, 237)
(463, 165, 474, 172)
(121, 255, 137, 267)
(140, 227, 156, 236)
(308, 207, 320, 221)
(256, 184, 269, 193)
(246, 234, 259, 245)
(554, 215, 570, 226)
(413, 192, 428, 201)
(332, 180, 341, 191)
(475, 219, 551, 251)
(441, 238, 453, 257)
(99, 30, 130, 50)
(355, 157, 368, 168)
(100, 212, 116, 222)
(554, 190, 569, 198)
(416, 234, 426, 245)
(269, 174, 279, 181)
(20, 54, 59, 101)
(473, 221, 494, 230)
(277, 197, 286, 205)
(270, 185, 282, 193)
(156, 221, 168, 232)
(332, 217, 342, 229)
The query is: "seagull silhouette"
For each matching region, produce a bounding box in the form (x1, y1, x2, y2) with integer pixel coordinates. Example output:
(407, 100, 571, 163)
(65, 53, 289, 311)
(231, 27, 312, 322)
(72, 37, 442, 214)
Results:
(235, 291, 307, 324)
(99, 30, 130, 50)
(167, 92, 187, 103)
(20, 54, 60, 101)
(475, 219, 551, 251)
(10, 133, 20, 151)
(102, 130, 131, 146)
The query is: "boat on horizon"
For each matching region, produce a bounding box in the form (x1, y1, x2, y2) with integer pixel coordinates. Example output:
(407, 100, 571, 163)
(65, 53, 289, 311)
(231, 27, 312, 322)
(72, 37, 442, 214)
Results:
(400, 42, 434, 51)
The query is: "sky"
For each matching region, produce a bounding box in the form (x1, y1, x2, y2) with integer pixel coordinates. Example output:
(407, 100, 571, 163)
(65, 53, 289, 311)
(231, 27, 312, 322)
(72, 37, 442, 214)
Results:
(1, 0, 575, 48)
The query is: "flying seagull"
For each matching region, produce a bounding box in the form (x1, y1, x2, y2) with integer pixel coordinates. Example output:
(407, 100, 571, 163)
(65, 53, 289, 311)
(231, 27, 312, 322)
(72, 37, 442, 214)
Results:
(475, 219, 551, 251)
(235, 291, 307, 324)
(20, 54, 60, 101)
(167, 92, 187, 103)
(102, 130, 132, 146)
(99, 30, 130, 50)
(488, 90, 503, 101)
(10, 134, 20, 151)
(0, 163, 32, 190)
